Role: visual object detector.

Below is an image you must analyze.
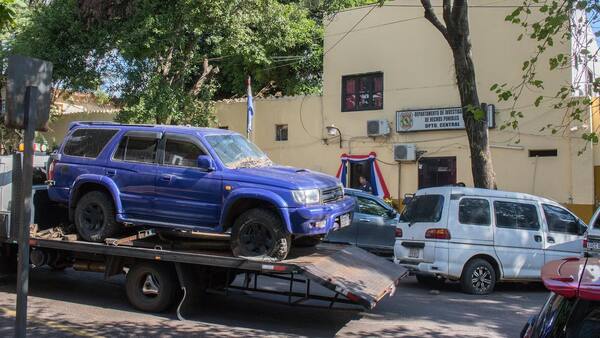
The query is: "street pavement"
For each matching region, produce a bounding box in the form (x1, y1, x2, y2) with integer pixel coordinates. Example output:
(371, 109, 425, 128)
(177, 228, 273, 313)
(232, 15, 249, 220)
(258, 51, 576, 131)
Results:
(0, 268, 548, 337)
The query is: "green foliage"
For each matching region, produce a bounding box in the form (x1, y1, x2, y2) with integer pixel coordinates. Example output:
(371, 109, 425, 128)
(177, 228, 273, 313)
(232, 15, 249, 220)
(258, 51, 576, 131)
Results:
(5, 0, 367, 126)
(497, 0, 600, 148)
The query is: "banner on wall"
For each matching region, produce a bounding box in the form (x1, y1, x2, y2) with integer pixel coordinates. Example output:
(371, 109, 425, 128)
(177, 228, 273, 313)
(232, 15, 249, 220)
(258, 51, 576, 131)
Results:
(335, 152, 390, 199)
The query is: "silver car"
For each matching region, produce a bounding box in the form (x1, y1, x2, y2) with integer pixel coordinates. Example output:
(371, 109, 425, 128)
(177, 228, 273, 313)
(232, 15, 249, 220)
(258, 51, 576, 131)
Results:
(325, 188, 398, 257)
(585, 207, 600, 256)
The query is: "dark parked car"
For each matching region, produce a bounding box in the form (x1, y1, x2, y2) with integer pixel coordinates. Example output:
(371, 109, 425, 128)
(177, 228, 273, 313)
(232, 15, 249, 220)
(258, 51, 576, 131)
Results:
(47, 122, 355, 261)
(325, 188, 398, 257)
(521, 257, 600, 338)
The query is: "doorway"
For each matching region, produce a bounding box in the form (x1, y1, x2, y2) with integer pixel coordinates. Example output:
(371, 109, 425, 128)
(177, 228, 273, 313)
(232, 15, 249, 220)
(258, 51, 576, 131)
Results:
(349, 161, 372, 189)
(418, 157, 457, 189)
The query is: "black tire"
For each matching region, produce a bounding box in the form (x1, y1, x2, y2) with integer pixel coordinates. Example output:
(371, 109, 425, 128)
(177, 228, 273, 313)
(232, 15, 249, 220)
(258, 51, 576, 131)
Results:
(125, 262, 177, 313)
(231, 208, 291, 261)
(416, 274, 446, 289)
(74, 191, 120, 242)
(294, 235, 323, 247)
(460, 258, 496, 295)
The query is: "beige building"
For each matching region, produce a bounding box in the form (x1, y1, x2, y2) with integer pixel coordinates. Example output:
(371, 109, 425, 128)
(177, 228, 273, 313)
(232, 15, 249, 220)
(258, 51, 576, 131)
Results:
(214, 0, 600, 221)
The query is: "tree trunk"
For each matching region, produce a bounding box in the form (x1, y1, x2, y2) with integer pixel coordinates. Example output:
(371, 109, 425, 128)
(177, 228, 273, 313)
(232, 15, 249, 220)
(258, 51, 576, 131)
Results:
(421, 0, 497, 189)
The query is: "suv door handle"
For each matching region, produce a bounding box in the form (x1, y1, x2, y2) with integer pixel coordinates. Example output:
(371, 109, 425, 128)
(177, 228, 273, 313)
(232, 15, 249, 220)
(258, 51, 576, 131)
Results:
(105, 169, 116, 177)
(160, 174, 172, 182)
(534, 235, 542, 242)
(359, 218, 371, 222)
(547, 236, 555, 244)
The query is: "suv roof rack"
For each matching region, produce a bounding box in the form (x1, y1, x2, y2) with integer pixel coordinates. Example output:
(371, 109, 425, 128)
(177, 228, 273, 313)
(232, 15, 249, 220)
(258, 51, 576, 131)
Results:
(68, 121, 158, 130)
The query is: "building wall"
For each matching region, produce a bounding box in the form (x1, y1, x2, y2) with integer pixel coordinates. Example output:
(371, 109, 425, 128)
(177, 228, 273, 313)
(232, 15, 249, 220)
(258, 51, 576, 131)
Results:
(216, 0, 598, 221)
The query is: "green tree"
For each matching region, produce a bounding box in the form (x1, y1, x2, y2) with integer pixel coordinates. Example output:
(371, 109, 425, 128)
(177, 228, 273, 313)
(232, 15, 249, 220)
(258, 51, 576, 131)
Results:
(497, 1, 600, 150)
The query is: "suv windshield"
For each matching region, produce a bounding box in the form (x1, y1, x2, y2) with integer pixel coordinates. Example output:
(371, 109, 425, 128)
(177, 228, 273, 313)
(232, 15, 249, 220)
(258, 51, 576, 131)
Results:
(205, 134, 272, 168)
(400, 194, 444, 223)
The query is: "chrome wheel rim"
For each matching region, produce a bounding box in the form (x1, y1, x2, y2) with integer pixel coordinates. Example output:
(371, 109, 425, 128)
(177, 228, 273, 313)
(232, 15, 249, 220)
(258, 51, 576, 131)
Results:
(141, 274, 160, 297)
(471, 266, 492, 292)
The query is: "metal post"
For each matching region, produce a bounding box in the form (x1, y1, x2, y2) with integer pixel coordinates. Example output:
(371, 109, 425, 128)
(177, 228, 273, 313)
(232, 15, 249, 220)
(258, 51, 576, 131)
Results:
(10, 152, 22, 241)
(15, 86, 38, 338)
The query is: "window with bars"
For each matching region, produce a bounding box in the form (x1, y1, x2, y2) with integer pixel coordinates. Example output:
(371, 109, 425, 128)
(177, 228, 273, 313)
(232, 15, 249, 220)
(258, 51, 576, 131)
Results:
(342, 72, 383, 112)
(275, 124, 288, 141)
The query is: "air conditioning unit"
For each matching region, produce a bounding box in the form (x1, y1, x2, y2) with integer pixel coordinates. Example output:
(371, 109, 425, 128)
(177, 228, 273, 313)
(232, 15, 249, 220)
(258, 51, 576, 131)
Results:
(393, 144, 417, 161)
(367, 119, 390, 137)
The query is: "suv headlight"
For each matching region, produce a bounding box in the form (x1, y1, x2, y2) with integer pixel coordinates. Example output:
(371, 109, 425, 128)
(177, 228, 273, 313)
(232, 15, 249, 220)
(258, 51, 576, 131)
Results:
(292, 189, 321, 205)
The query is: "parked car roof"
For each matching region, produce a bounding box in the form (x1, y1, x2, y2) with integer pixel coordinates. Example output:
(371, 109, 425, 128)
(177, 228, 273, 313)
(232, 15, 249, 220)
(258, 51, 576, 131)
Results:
(68, 121, 237, 136)
(415, 186, 559, 205)
(541, 257, 600, 301)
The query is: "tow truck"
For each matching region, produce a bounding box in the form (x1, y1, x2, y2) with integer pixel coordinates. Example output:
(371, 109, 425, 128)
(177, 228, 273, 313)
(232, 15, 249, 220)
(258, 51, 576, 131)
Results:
(0, 154, 406, 319)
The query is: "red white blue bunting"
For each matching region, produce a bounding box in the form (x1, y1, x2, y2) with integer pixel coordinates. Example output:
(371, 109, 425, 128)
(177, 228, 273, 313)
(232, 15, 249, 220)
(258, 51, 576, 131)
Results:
(335, 152, 391, 199)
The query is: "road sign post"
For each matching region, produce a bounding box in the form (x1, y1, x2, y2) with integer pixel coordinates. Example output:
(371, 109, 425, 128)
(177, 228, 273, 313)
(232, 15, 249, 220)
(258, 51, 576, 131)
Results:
(3, 55, 53, 338)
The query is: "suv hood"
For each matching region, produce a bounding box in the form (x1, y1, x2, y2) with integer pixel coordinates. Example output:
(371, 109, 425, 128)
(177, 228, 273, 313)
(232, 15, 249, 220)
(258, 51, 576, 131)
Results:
(224, 166, 340, 190)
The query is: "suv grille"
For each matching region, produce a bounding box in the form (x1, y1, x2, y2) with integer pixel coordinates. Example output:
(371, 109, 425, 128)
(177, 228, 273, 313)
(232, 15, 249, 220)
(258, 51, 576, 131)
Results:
(321, 186, 343, 204)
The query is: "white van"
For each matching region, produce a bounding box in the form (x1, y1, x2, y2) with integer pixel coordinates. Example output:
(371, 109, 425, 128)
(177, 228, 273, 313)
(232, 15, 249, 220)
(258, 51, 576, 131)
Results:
(394, 186, 587, 295)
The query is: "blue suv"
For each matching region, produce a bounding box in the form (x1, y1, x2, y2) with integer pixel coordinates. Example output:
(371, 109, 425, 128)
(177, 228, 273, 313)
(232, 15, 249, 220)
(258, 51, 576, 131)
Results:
(47, 122, 355, 260)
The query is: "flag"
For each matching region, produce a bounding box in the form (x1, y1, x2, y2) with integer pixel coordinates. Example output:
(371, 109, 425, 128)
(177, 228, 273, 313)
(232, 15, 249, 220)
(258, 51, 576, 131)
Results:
(246, 76, 254, 137)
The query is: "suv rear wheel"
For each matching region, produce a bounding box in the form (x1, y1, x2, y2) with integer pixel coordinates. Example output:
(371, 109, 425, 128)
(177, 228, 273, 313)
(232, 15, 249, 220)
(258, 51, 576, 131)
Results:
(231, 208, 291, 261)
(460, 258, 496, 295)
(74, 191, 120, 242)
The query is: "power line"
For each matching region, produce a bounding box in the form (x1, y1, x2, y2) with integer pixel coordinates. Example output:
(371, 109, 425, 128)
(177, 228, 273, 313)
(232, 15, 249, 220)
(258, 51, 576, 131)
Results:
(324, 5, 377, 56)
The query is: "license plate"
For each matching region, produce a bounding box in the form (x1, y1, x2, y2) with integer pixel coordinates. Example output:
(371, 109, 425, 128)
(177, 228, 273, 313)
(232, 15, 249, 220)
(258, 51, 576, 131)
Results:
(589, 240, 600, 250)
(409, 247, 420, 258)
(340, 213, 351, 228)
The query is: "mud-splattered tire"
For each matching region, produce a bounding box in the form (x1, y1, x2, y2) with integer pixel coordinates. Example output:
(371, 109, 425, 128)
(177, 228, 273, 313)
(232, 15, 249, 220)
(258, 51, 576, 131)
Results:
(74, 191, 119, 242)
(231, 209, 291, 261)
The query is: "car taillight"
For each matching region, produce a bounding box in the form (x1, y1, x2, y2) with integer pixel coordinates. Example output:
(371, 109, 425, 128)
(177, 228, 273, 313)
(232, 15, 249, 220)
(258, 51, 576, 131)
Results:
(47, 160, 56, 181)
(395, 228, 402, 238)
(425, 228, 451, 240)
(583, 238, 588, 249)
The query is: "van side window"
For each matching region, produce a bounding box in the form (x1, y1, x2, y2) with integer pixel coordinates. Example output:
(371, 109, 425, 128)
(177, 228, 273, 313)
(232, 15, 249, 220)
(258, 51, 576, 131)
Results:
(494, 201, 540, 230)
(113, 136, 158, 164)
(164, 138, 205, 167)
(542, 204, 579, 235)
(459, 198, 490, 226)
(63, 128, 118, 158)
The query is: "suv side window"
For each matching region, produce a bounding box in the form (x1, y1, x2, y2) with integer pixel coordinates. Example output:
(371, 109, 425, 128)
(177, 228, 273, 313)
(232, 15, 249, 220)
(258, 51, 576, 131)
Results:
(459, 198, 490, 226)
(63, 128, 118, 158)
(163, 137, 205, 168)
(356, 196, 389, 217)
(542, 204, 580, 235)
(494, 201, 540, 230)
(113, 135, 158, 164)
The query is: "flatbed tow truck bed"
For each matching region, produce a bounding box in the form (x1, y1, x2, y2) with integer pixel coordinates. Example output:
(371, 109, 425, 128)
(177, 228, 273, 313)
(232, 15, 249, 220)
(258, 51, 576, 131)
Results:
(2, 227, 406, 318)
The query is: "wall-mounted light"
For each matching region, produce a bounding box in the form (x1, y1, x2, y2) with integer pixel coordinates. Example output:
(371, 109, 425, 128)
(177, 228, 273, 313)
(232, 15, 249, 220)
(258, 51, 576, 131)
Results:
(325, 125, 342, 148)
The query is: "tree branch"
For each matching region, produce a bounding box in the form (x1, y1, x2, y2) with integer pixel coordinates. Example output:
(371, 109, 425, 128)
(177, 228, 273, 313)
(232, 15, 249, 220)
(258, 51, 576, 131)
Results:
(189, 57, 219, 96)
(420, 0, 450, 43)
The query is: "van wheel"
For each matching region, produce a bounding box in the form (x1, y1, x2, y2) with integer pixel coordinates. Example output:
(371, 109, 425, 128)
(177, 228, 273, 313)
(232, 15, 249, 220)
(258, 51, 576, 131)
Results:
(416, 274, 446, 289)
(74, 191, 119, 242)
(461, 258, 496, 295)
(231, 209, 291, 261)
(126, 262, 177, 313)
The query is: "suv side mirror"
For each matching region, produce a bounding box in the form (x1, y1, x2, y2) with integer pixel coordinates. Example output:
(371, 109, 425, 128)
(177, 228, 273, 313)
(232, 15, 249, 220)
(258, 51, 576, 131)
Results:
(197, 155, 215, 171)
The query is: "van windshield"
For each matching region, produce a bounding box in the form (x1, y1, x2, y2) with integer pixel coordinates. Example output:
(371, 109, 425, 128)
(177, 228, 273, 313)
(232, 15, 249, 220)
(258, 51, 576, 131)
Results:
(400, 195, 444, 223)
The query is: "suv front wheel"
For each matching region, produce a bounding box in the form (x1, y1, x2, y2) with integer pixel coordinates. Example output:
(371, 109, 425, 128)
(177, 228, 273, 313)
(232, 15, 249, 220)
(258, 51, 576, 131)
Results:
(74, 191, 120, 242)
(231, 208, 291, 261)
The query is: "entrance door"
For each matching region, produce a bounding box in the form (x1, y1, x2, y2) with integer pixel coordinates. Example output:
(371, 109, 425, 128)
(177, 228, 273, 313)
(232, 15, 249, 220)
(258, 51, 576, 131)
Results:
(349, 161, 372, 189)
(418, 157, 456, 189)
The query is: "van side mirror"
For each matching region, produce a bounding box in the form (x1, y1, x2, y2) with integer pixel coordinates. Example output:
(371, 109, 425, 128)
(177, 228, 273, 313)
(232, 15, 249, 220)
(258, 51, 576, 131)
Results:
(387, 209, 398, 219)
(197, 155, 215, 171)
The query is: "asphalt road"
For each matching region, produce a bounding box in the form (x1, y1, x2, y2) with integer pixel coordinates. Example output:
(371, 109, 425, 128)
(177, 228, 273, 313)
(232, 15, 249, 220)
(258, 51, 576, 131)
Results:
(0, 268, 548, 337)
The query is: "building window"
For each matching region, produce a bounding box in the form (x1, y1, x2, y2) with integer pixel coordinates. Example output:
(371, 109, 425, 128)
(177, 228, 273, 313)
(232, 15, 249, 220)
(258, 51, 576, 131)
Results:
(529, 149, 557, 157)
(342, 72, 383, 112)
(275, 124, 288, 141)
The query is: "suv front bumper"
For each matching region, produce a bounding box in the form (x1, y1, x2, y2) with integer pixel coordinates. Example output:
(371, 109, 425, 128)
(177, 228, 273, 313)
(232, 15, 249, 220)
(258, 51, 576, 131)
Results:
(286, 196, 355, 235)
